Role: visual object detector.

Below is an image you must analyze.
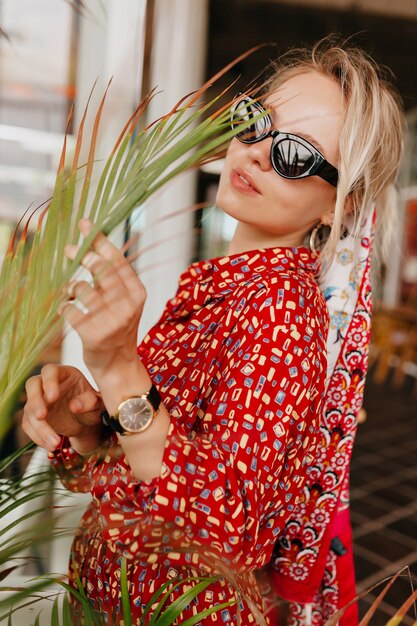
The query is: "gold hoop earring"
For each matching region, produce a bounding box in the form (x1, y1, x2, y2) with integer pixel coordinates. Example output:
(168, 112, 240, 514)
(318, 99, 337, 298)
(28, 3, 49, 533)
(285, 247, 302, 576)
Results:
(309, 223, 332, 254)
(309, 226, 321, 254)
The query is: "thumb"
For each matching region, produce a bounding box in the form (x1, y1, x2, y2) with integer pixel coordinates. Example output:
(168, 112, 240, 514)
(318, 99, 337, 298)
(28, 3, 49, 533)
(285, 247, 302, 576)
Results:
(69, 390, 102, 414)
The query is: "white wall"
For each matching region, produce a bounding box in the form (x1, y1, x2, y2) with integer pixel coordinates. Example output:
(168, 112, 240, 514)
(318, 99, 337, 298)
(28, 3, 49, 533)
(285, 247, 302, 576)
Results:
(136, 0, 209, 339)
(62, 0, 210, 373)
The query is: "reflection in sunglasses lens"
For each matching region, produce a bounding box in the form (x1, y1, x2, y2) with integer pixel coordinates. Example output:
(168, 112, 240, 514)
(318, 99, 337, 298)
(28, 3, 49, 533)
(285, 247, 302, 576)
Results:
(231, 99, 268, 141)
(274, 139, 315, 177)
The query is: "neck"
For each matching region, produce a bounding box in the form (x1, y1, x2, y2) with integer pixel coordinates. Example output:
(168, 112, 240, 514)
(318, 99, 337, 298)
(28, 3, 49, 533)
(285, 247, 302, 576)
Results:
(226, 221, 307, 256)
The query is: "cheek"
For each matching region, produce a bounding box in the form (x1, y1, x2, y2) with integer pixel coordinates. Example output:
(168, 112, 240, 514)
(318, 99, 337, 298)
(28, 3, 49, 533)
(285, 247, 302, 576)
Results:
(216, 144, 236, 203)
(216, 168, 229, 206)
(262, 180, 336, 229)
(265, 177, 312, 211)
(269, 169, 336, 204)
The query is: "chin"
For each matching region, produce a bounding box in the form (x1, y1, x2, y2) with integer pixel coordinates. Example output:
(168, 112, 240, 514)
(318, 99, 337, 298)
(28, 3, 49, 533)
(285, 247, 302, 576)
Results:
(215, 186, 235, 217)
(216, 196, 242, 223)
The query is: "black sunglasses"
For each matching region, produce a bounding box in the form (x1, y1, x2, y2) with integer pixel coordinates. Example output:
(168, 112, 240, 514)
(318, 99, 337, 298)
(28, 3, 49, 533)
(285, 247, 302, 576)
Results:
(230, 95, 339, 187)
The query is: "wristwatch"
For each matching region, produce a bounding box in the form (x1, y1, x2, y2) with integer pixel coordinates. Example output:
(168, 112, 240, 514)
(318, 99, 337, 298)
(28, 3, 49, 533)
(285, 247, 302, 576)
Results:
(101, 384, 161, 435)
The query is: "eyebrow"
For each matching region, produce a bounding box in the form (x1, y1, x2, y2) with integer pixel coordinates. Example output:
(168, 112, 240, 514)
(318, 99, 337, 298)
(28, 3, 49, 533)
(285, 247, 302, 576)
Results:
(266, 106, 326, 155)
(288, 130, 326, 155)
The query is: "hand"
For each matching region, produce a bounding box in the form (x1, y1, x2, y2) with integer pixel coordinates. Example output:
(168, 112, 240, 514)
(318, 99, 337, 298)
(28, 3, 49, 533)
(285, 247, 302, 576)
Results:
(62, 219, 145, 381)
(22, 364, 104, 452)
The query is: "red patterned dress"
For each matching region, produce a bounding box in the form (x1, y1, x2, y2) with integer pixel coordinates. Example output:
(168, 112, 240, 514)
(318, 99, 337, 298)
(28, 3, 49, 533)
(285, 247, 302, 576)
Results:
(50, 245, 330, 625)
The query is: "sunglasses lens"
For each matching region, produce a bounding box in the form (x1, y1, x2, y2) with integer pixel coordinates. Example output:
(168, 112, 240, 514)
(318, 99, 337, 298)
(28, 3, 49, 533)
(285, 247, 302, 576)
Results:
(231, 98, 269, 142)
(272, 139, 315, 178)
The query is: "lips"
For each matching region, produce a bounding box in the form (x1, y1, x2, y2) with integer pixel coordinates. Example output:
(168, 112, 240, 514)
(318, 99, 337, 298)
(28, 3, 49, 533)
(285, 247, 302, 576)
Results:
(230, 168, 261, 194)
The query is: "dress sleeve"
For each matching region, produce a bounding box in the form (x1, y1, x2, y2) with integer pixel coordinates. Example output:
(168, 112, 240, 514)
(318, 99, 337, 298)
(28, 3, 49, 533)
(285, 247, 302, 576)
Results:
(48, 434, 114, 493)
(96, 275, 329, 572)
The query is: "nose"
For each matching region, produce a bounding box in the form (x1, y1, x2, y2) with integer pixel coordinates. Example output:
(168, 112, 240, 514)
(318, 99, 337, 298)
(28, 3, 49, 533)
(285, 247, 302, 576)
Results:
(246, 136, 272, 172)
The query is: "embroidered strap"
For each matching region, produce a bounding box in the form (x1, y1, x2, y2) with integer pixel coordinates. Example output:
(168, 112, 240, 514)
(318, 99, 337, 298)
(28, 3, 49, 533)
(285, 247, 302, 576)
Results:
(269, 208, 375, 600)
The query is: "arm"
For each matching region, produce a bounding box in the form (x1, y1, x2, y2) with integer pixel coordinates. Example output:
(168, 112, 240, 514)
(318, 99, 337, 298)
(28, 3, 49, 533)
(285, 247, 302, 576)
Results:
(58, 220, 328, 570)
(94, 280, 328, 571)
(89, 358, 172, 482)
(49, 436, 100, 493)
(22, 364, 106, 492)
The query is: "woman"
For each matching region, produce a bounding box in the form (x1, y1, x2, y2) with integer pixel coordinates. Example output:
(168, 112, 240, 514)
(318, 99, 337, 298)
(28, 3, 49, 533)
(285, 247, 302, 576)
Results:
(22, 37, 404, 625)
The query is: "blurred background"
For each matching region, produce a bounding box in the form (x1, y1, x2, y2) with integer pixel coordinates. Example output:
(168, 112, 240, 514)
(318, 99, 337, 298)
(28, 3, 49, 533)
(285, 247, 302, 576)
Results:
(0, 0, 416, 623)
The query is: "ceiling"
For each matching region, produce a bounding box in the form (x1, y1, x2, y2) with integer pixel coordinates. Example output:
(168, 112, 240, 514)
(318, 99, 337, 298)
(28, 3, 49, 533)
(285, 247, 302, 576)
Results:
(208, 0, 417, 111)
(256, 0, 417, 20)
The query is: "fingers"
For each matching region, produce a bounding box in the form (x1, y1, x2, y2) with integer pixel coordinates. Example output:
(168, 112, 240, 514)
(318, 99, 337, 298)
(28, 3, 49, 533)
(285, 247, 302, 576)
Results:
(67, 280, 106, 313)
(90, 228, 142, 294)
(25, 375, 48, 420)
(69, 389, 102, 415)
(22, 414, 61, 452)
(39, 364, 65, 403)
(62, 220, 146, 335)
(65, 249, 128, 304)
(23, 375, 61, 451)
(65, 219, 144, 298)
(24, 365, 65, 416)
(60, 281, 114, 334)
(22, 365, 100, 452)
(61, 219, 146, 360)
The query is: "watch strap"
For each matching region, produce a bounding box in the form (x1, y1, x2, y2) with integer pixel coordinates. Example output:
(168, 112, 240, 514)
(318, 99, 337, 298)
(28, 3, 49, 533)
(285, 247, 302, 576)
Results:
(147, 383, 161, 411)
(101, 409, 125, 434)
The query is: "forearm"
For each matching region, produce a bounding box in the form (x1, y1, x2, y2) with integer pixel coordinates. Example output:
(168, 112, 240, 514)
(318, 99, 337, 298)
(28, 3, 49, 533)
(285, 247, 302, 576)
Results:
(69, 422, 106, 455)
(91, 359, 171, 481)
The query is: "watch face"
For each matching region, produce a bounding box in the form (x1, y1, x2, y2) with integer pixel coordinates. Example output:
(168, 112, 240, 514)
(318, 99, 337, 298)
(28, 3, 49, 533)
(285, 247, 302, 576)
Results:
(118, 397, 153, 433)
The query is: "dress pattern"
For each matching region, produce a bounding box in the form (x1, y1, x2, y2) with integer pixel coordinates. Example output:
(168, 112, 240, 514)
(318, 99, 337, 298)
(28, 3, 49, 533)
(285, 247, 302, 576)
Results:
(50, 246, 329, 625)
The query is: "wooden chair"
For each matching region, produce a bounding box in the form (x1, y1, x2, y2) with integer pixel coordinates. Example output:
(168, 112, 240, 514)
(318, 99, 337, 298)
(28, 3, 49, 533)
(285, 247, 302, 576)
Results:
(370, 307, 417, 394)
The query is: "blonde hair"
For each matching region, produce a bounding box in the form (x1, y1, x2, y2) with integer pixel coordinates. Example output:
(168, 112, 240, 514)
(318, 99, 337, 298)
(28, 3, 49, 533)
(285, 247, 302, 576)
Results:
(265, 35, 406, 270)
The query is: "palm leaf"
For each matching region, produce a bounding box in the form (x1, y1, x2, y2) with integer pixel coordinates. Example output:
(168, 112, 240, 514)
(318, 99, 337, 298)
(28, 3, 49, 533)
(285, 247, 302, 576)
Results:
(384, 586, 417, 625)
(140, 575, 184, 623)
(61, 592, 72, 626)
(358, 568, 405, 625)
(120, 558, 132, 626)
(147, 576, 218, 625)
(0, 580, 61, 619)
(324, 567, 412, 626)
(0, 441, 35, 474)
(179, 601, 237, 626)
(0, 49, 266, 440)
(50, 595, 59, 625)
(32, 613, 41, 626)
(153, 579, 230, 625)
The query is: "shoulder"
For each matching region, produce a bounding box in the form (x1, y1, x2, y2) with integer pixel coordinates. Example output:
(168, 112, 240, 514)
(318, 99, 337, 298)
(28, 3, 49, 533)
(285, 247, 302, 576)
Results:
(177, 259, 212, 287)
(226, 269, 329, 377)
(223, 269, 328, 396)
(242, 266, 328, 331)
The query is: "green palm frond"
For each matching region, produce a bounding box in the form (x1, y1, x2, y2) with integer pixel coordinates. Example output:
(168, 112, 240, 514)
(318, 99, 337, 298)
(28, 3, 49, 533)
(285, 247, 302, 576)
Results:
(6, 454, 416, 625)
(0, 467, 72, 586)
(0, 48, 266, 440)
(0, 464, 240, 625)
(1, 565, 235, 625)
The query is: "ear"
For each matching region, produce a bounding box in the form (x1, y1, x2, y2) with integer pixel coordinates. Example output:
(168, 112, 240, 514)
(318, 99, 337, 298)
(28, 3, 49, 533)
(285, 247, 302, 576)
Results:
(319, 194, 354, 226)
(319, 209, 334, 226)
(344, 193, 355, 216)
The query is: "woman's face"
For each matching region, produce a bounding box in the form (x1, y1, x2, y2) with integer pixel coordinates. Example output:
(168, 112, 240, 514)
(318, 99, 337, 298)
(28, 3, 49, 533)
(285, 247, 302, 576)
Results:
(216, 69, 344, 248)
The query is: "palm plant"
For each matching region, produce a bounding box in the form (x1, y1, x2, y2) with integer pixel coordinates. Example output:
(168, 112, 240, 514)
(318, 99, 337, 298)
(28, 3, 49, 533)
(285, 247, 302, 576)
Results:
(0, 48, 273, 624)
(0, 48, 265, 440)
(0, 40, 415, 626)
(1, 462, 416, 626)
(323, 567, 417, 626)
(0, 446, 239, 625)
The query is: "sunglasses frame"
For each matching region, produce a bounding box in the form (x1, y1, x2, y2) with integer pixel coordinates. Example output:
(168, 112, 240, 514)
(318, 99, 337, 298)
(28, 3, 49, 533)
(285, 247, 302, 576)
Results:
(231, 95, 339, 187)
